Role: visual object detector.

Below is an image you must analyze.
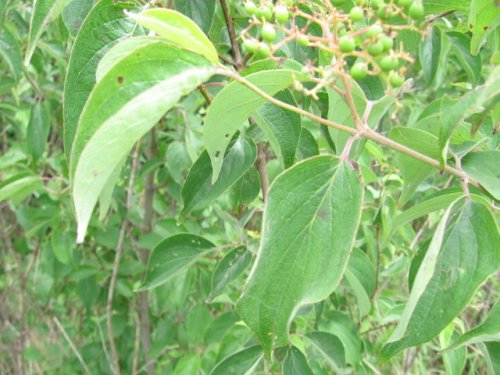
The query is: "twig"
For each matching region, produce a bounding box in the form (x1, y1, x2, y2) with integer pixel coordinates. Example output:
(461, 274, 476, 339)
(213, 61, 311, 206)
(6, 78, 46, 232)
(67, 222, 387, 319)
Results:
(106, 142, 141, 375)
(53, 317, 92, 375)
(220, 68, 479, 187)
(220, 0, 242, 68)
(93, 309, 113, 374)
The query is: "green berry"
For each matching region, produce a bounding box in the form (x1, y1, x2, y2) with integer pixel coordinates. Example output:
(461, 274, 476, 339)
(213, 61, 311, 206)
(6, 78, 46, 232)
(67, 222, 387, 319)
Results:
(409, 2, 424, 19)
(366, 24, 383, 38)
(275, 5, 289, 24)
(243, 38, 259, 53)
(350, 6, 364, 22)
(379, 56, 398, 71)
(350, 62, 368, 80)
(371, 0, 384, 9)
(260, 5, 273, 21)
(255, 42, 271, 58)
(398, 0, 412, 8)
(389, 71, 405, 87)
(297, 34, 309, 46)
(261, 24, 276, 42)
(244, 1, 258, 15)
(377, 6, 393, 19)
(380, 36, 394, 51)
(339, 36, 356, 53)
(367, 41, 384, 56)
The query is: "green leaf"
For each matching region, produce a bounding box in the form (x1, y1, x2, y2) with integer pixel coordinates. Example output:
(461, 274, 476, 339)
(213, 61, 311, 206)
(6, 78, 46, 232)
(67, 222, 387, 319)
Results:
(345, 249, 376, 318)
(210, 345, 263, 375)
(462, 151, 500, 200)
(70, 39, 215, 242)
(174, 0, 215, 34)
(419, 27, 442, 85)
(141, 234, 215, 290)
(98, 157, 125, 221)
(63, 0, 139, 160)
(447, 32, 482, 85)
(210, 246, 253, 297)
(237, 156, 363, 355)
(252, 90, 301, 169)
(27, 100, 51, 162)
(468, 0, 499, 55)
(283, 346, 313, 375)
(446, 302, 500, 351)
(483, 342, 500, 374)
(440, 325, 466, 375)
(229, 167, 261, 207)
(25, 0, 70, 64)
(305, 332, 345, 371)
(383, 200, 500, 358)
(389, 127, 440, 203)
(0, 172, 42, 203)
(296, 128, 319, 160)
(127, 8, 218, 63)
(61, 0, 93, 37)
(423, 0, 469, 14)
(51, 231, 74, 265)
(181, 137, 257, 215)
(0, 26, 22, 80)
(205, 69, 307, 183)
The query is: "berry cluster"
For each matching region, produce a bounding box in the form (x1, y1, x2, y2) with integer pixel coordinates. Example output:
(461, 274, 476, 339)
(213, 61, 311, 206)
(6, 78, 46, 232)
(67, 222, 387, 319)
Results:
(241, 0, 426, 91)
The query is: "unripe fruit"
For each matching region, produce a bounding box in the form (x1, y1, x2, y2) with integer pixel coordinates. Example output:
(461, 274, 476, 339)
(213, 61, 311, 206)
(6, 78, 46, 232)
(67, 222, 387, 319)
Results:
(379, 56, 398, 71)
(350, 63, 368, 80)
(261, 24, 276, 42)
(339, 36, 356, 53)
(244, 1, 258, 15)
(367, 41, 384, 56)
(255, 42, 271, 58)
(243, 38, 259, 53)
(275, 5, 289, 24)
(350, 6, 364, 22)
(409, 2, 424, 19)
(398, 0, 412, 8)
(389, 71, 405, 87)
(259, 5, 273, 21)
(366, 24, 383, 38)
(377, 6, 393, 19)
(297, 34, 309, 46)
(380, 36, 393, 51)
(371, 0, 384, 9)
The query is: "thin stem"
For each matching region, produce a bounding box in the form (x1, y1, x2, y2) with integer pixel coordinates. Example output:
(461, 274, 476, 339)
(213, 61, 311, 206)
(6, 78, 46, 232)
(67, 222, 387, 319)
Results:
(220, 0, 242, 68)
(106, 142, 141, 375)
(53, 317, 92, 375)
(220, 68, 477, 186)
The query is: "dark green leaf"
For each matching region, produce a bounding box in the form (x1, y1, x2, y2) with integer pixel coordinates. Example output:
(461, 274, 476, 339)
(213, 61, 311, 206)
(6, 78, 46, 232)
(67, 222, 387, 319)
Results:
(229, 167, 261, 207)
(174, 0, 215, 33)
(447, 32, 482, 85)
(210, 345, 263, 375)
(253, 90, 301, 168)
(305, 332, 345, 371)
(141, 234, 215, 290)
(237, 156, 363, 355)
(27, 100, 51, 162)
(383, 200, 500, 358)
(462, 151, 500, 200)
(0, 26, 22, 80)
(61, 0, 93, 37)
(419, 27, 442, 85)
(283, 346, 313, 375)
(210, 246, 253, 297)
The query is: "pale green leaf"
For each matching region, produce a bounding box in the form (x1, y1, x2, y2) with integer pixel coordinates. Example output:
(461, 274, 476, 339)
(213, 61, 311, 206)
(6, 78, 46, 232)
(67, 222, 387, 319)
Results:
(141, 234, 215, 290)
(70, 40, 215, 242)
(0, 172, 42, 203)
(423, 0, 470, 14)
(127, 8, 218, 63)
(237, 156, 363, 355)
(205, 69, 307, 183)
(439, 325, 466, 375)
(63, 0, 139, 160)
(468, 0, 498, 55)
